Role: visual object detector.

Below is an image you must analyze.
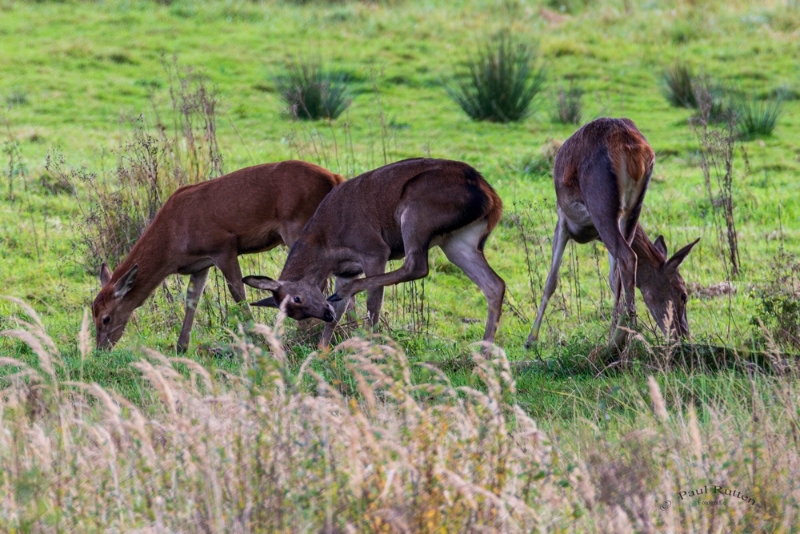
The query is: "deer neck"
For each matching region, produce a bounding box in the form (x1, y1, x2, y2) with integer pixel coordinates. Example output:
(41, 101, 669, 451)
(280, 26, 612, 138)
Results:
(279, 237, 334, 289)
(112, 229, 175, 311)
(631, 224, 665, 290)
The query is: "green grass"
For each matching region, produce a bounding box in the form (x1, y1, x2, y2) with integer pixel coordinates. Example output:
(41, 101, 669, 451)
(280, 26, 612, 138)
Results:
(0, 0, 799, 424)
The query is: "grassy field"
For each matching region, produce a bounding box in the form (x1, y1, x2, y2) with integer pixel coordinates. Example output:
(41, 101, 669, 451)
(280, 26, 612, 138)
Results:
(0, 0, 799, 530)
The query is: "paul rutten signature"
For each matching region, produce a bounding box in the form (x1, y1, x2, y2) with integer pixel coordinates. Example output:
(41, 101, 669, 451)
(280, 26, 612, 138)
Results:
(658, 484, 759, 512)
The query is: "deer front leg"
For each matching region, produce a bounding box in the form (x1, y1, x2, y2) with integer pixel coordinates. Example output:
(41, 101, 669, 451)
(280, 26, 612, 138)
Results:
(365, 287, 385, 330)
(361, 256, 388, 330)
(177, 268, 210, 353)
(526, 217, 569, 348)
(329, 249, 430, 304)
(320, 276, 356, 349)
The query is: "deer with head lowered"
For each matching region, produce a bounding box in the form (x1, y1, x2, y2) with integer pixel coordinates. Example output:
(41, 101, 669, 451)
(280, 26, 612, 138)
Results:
(525, 118, 700, 348)
(92, 160, 344, 352)
(242, 158, 506, 348)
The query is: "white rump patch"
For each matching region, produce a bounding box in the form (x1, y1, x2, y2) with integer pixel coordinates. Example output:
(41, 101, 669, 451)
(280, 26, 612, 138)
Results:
(436, 219, 488, 254)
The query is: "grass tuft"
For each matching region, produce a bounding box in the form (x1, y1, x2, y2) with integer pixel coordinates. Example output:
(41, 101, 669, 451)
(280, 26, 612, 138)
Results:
(273, 58, 352, 120)
(5, 89, 28, 107)
(444, 32, 545, 123)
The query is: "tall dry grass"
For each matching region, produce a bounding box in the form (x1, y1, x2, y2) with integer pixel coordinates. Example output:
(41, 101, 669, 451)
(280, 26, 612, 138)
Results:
(0, 302, 798, 532)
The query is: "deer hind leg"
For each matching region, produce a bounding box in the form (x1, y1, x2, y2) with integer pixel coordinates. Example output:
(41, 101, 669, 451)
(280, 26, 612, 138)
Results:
(608, 251, 622, 335)
(214, 252, 254, 327)
(584, 209, 638, 347)
(278, 221, 306, 249)
(177, 268, 210, 353)
(441, 220, 505, 344)
(526, 216, 569, 348)
(215, 252, 247, 303)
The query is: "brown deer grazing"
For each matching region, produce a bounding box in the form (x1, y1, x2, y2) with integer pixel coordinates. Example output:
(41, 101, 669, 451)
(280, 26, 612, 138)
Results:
(242, 158, 506, 348)
(92, 161, 344, 352)
(525, 118, 699, 348)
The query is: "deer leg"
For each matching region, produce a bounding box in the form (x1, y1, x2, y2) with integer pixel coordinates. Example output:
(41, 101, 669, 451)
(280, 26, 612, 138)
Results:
(526, 217, 569, 348)
(608, 251, 622, 333)
(362, 257, 388, 330)
(331, 214, 432, 301)
(214, 253, 254, 327)
(320, 276, 357, 349)
(586, 221, 638, 348)
(278, 222, 306, 249)
(334, 249, 429, 300)
(215, 253, 247, 303)
(177, 268, 210, 353)
(441, 221, 505, 344)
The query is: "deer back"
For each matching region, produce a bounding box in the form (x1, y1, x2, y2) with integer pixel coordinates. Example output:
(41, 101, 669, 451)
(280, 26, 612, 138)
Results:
(554, 118, 655, 221)
(280, 158, 502, 281)
(92, 160, 343, 348)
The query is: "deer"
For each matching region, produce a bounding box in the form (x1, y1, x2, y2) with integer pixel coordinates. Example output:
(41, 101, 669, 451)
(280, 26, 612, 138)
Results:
(92, 160, 345, 352)
(525, 118, 700, 349)
(241, 158, 506, 348)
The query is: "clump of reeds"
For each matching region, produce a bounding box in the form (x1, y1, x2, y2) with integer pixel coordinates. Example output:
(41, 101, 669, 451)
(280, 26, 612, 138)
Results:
(274, 57, 352, 120)
(444, 32, 545, 123)
(662, 61, 698, 109)
(732, 89, 786, 140)
(552, 80, 584, 124)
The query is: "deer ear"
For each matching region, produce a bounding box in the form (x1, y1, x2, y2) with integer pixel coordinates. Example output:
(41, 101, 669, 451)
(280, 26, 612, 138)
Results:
(666, 238, 700, 271)
(252, 296, 279, 308)
(243, 275, 282, 292)
(100, 263, 112, 286)
(113, 264, 138, 298)
(653, 235, 668, 258)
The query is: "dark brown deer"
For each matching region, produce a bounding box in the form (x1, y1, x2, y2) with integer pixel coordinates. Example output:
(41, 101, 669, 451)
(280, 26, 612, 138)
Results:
(242, 158, 506, 348)
(92, 160, 344, 352)
(525, 118, 699, 348)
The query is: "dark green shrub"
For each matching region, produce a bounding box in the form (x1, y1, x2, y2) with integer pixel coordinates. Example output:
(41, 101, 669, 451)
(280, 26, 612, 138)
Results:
(444, 33, 545, 123)
(274, 58, 352, 121)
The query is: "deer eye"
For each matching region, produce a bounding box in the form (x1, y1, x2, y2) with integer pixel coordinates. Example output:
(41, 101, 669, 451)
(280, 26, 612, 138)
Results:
(681, 293, 688, 304)
(102, 316, 111, 325)
(293, 296, 301, 304)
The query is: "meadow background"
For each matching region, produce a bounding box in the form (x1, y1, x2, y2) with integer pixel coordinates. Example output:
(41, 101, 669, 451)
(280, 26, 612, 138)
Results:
(0, 0, 799, 531)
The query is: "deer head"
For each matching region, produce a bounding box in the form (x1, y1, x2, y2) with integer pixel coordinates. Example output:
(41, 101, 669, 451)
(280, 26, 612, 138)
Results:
(637, 236, 700, 339)
(93, 263, 139, 350)
(243, 276, 335, 322)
